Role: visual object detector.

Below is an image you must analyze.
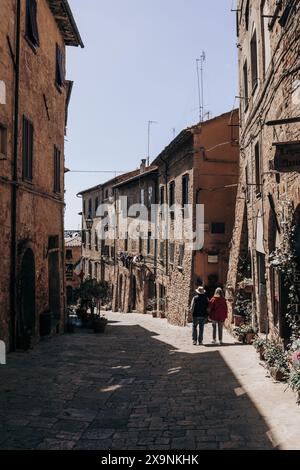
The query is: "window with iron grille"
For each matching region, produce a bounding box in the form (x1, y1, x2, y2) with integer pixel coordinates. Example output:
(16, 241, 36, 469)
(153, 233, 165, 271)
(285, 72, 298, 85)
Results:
(25, 0, 39, 48)
(22, 116, 33, 181)
(169, 181, 175, 206)
(211, 223, 226, 234)
(55, 44, 65, 89)
(53, 146, 61, 193)
(88, 198, 92, 217)
(178, 244, 185, 268)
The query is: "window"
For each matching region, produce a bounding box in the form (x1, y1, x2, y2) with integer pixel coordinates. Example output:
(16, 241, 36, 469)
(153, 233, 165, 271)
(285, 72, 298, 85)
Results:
(160, 241, 165, 260)
(105, 189, 109, 199)
(124, 233, 128, 252)
(66, 249, 72, 260)
(53, 146, 61, 193)
(243, 60, 249, 110)
(178, 244, 185, 268)
(88, 198, 92, 218)
(211, 223, 226, 234)
(160, 186, 165, 204)
(261, 0, 271, 76)
(169, 242, 175, 264)
(250, 31, 258, 91)
(147, 232, 152, 255)
(25, 0, 39, 48)
(55, 44, 65, 89)
(48, 235, 59, 250)
(245, 164, 250, 203)
(279, 1, 294, 28)
(83, 200, 86, 217)
(95, 197, 99, 214)
(0, 124, 7, 158)
(22, 116, 33, 181)
(95, 230, 99, 251)
(169, 181, 175, 206)
(141, 188, 145, 205)
(182, 175, 189, 206)
(255, 142, 261, 196)
(245, 0, 250, 30)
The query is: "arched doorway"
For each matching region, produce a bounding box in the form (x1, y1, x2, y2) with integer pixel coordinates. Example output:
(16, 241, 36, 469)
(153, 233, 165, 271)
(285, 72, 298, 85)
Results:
(17, 249, 36, 349)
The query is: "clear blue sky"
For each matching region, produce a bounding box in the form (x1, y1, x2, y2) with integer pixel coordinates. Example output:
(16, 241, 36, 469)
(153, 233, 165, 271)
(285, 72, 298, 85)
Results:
(65, 0, 238, 229)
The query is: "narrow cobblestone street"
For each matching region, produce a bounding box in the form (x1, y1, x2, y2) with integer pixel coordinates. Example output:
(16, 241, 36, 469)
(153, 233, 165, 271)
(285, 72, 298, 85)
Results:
(1, 312, 300, 450)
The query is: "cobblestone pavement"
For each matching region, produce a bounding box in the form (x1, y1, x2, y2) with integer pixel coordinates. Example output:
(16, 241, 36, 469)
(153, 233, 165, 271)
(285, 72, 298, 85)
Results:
(1, 312, 300, 450)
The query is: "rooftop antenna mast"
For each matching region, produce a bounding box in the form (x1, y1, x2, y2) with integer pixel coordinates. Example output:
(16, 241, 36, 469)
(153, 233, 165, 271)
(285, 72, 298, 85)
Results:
(196, 51, 206, 122)
(147, 120, 157, 166)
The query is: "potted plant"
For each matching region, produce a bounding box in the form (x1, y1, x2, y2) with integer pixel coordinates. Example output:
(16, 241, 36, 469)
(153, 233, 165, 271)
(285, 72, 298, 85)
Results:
(243, 325, 257, 344)
(234, 325, 246, 343)
(253, 336, 267, 360)
(233, 292, 251, 326)
(159, 298, 166, 319)
(265, 341, 289, 382)
(147, 298, 157, 317)
(92, 315, 108, 333)
(288, 366, 300, 403)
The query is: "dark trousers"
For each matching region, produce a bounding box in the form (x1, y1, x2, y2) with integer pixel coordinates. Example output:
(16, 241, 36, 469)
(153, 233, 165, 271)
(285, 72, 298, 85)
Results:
(192, 317, 206, 344)
(212, 321, 224, 342)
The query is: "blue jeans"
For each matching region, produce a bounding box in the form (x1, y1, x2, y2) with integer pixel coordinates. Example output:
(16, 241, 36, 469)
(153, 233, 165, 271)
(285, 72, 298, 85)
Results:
(192, 317, 206, 344)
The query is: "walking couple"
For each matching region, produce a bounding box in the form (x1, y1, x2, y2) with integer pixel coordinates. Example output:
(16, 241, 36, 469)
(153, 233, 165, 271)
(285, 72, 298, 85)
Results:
(190, 280, 228, 346)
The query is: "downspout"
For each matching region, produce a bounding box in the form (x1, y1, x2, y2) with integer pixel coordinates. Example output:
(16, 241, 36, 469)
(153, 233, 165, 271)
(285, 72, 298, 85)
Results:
(10, 0, 21, 351)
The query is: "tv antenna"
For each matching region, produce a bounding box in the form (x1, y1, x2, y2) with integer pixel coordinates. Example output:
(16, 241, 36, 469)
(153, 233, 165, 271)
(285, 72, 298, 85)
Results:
(196, 51, 206, 123)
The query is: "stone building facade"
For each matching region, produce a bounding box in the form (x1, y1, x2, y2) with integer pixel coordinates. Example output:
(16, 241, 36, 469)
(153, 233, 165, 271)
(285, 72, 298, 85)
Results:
(78, 169, 140, 305)
(152, 111, 239, 325)
(227, 0, 300, 343)
(80, 112, 239, 326)
(64, 232, 82, 304)
(112, 163, 158, 314)
(0, 0, 83, 350)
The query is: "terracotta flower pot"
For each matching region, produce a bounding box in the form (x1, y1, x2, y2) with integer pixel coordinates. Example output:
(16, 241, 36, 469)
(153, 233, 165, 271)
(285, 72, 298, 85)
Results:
(234, 315, 244, 327)
(246, 333, 255, 344)
(270, 367, 286, 382)
(238, 334, 245, 343)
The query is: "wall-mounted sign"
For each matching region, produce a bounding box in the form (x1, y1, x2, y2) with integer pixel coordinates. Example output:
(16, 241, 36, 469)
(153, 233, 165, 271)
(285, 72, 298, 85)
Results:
(273, 141, 300, 172)
(208, 254, 218, 264)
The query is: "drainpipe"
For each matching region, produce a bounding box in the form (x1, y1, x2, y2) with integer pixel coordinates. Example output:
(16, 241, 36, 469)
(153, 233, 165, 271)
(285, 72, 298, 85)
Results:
(10, 0, 21, 351)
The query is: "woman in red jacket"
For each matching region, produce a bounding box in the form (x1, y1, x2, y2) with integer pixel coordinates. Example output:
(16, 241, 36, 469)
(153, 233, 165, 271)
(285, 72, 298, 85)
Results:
(208, 288, 228, 345)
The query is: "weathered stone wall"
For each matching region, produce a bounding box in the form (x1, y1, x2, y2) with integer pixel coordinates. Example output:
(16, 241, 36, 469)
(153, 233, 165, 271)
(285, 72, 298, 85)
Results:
(0, 0, 80, 349)
(228, 0, 300, 339)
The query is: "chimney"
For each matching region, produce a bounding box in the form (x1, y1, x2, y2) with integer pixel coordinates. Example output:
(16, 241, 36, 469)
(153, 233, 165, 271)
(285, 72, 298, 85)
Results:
(140, 159, 147, 173)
